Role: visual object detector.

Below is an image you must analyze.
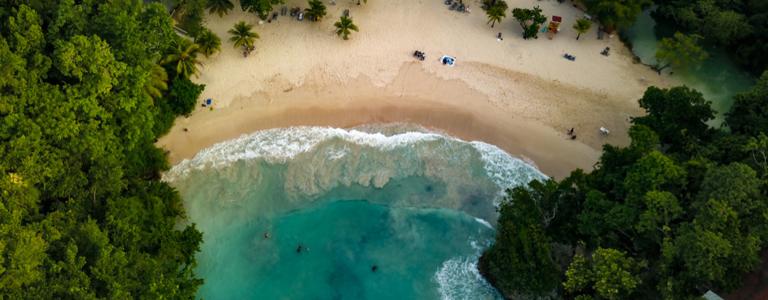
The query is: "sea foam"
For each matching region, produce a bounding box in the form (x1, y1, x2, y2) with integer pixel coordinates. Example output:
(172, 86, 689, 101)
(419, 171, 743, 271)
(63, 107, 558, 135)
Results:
(164, 126, 547, 194)
(435, 256, 499, 300)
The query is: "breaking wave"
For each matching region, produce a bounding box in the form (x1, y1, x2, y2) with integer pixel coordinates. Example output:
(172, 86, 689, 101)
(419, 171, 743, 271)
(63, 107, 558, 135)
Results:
(164, 126, 546, 200)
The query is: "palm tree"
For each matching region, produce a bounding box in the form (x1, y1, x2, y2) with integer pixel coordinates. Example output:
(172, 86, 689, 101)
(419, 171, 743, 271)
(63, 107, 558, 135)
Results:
(207, 0, 234, 17)
(573, 18, 592, 40)
(162, 39, 203, 79)
(304, 0, 327, 22)
(485, 3, 507, 28)
(228, 21, 259, 55)
(334, 16, 358, 40)
(144, 63, 168, 100)
(195, 29, 221, 57)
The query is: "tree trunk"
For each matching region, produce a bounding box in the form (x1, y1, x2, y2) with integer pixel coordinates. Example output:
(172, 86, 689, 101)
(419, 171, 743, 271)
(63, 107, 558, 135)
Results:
(576, 33, 581, 40)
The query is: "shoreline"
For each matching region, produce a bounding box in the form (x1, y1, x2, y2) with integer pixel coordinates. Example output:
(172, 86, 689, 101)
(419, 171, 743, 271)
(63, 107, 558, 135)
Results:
(162, 63, 606, 179)
(158, 0, 671, 179)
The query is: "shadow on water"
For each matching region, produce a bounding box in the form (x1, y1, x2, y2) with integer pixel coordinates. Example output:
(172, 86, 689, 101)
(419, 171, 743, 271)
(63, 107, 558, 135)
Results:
(622, 9, 756, 125)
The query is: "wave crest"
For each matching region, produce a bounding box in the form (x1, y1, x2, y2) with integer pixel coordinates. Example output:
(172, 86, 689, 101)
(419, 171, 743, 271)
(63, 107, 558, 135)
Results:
(164, 126, 546, 203)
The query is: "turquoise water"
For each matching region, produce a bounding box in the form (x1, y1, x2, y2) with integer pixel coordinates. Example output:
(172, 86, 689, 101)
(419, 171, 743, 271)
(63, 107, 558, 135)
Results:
(166, 125, 545, 299)
(623, 10, 755, 123)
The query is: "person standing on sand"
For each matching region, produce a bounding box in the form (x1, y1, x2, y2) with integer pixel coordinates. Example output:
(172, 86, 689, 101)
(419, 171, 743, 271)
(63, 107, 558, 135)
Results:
(497, 32, 503, 41)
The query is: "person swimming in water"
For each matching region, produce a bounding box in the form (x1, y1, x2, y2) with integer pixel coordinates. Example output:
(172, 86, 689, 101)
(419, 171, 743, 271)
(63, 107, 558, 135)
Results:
(296, 244, 303, 253)
(371, 265, 378, 272)
(263, 232, 270, 239)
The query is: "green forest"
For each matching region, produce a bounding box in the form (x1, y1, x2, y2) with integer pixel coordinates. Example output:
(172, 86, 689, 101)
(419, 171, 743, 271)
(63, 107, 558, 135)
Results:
(0, 0, 205, 298)
(481, 74, 768, 299)
(2, 0, 768, 299)
(481, 1, 768, 299)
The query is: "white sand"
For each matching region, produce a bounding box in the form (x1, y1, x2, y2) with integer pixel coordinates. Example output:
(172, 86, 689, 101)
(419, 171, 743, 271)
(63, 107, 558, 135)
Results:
(158, 0, 671, 178)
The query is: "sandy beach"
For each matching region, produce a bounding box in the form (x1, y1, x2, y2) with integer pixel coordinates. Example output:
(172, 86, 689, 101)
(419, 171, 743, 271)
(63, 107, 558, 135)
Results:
(158, 0, 670, 179)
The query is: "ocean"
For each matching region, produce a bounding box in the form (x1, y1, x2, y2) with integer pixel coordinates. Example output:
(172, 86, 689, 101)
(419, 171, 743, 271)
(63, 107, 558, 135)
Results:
(164, 124, 546, 299)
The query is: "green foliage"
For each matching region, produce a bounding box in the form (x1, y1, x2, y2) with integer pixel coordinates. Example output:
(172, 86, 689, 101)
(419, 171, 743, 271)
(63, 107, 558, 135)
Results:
(241, 0, 285, 20)
(0, 1, 202, 297)
(743, 133, 768, 176)
(633, 86, 715, 154)
(163, 38, 203, 79)
(483, 0, 508, 28)
(195, 29, 222, 58)
(583, 0, 652, 31)
(565, 248, 643, 299)
(727, 71, 768, 136)
(304, 0, 327, 22)
(484, 78, 768, 298)
(144, 63, 169, 100)
(334, 16, 359, 40)
(512, 6, 547, 39)
(653, 0, 767, 74)
(207, 0, 234, 17)
(478, 181, 562, 297)
(175, 0, 207, 37)
(228, 21, 259, 53)
(655, 32, 709, 73)
(167, 77, 206, 116)
(573, 18, 592, 40)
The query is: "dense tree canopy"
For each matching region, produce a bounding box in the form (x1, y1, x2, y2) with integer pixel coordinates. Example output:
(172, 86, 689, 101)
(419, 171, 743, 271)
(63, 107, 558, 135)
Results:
(727, 71, 768, 136)
(584, 0, 653, 31)
(653, 0, 768, 74)
(654, 32, 709, 73)
(0, 1, 203, 298)
(482, 75, 768, 298)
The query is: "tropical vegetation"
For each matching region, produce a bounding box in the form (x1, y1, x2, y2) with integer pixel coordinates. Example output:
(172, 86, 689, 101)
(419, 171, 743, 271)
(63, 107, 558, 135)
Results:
(481, 72, 768, 299)
(654, 32, 708, 74)
(305, 0, 327, 22)
(174, 0, 208, 37)
(0, 1, 205, 297)
(228, 21, 260, 56)
(653, 0, 768, 75)
(206, 0, 234, 17)
(512, 6, 547, 39)
(241, 0, 285, 20)
(195, 28, 222, 58)
(483, 0, 508, 28)
(583, 0, 652, 32)
(572, 18, 592, 40)
(163, 39, 204, 79)
(334, 15, 359, 40)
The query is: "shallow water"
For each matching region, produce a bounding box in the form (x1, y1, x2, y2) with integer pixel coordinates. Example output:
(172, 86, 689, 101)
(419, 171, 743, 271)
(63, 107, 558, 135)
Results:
(166, 125, 545, 299)
(622, 9, 755, 124)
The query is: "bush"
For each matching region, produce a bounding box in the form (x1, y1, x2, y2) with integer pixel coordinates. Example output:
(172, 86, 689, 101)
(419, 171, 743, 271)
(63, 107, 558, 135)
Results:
(168, 77, 205, 116)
